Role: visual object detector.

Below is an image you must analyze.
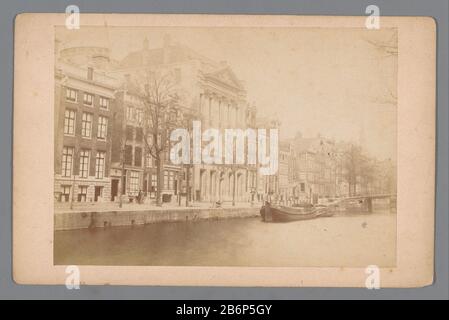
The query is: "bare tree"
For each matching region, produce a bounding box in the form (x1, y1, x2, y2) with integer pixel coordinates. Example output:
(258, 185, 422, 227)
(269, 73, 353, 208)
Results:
(177, 110, 198, 207)
(342, 144, 363, 196)
(132, 71, 180, 206)
(111, 110, 130, 208)
(118, 127, 129, 208)
(359, 157, 376, 195)
(127, 69, 199, 207)
(341, 144, 378, 196)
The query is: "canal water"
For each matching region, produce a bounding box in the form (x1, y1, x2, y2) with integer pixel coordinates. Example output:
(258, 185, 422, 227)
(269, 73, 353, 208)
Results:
(54, 210, 396, 267)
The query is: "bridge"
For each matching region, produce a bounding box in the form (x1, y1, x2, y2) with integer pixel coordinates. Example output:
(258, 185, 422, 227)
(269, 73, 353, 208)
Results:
(330, 194, 397, 213)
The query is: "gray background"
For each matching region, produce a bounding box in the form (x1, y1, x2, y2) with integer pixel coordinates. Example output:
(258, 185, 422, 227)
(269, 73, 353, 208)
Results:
(1, 0, 447, 299)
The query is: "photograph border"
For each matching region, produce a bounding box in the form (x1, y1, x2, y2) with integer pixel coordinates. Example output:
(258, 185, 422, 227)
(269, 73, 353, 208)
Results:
(1, 0, 447, 299)
(12, 13, 435, 288)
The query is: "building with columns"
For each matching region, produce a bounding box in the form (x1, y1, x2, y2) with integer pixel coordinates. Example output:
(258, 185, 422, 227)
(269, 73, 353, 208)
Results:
(54, 34, 268, 206)
(111, 36, 259, 204)
(254, 116, 281, 202)
(194, 67, 258, 204)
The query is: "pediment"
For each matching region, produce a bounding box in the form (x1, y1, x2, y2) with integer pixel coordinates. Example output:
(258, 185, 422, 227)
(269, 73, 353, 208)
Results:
(205, 67, 243, 90)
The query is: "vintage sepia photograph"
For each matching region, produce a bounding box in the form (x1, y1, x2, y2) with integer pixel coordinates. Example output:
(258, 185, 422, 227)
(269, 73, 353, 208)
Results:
(12, 14, 436, 287)
(52, 25, 398, 267)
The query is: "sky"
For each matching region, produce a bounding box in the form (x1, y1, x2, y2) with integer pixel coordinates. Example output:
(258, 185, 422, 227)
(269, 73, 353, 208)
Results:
(57, 26, 397, 160)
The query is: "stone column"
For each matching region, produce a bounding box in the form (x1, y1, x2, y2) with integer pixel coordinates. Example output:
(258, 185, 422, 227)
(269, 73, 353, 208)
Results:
(218, 100, 222, 128)
(208, 96, 212, 127)
(234, 105, 239, 128)
(199, 93, 205, 119)
(226, 103, 231, 127)
(212, 97, 219, 128)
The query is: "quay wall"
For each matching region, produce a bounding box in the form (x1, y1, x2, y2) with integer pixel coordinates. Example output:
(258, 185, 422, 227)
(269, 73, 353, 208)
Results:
(55, 207, 260, 231)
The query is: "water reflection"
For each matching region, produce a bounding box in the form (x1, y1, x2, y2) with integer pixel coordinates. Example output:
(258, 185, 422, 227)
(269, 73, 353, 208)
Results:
(54, 211, 396, 267)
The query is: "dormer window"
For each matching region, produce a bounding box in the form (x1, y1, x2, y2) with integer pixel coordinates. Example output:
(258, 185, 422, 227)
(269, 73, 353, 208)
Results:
(99, 97, 109, 110)
(126, 106, 134, 120)
(66, 88, 77, 102)
(83, 93, 93, 106)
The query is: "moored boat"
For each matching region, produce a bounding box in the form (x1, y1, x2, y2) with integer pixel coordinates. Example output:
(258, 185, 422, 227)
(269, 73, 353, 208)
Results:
(260, 203, 334, 222)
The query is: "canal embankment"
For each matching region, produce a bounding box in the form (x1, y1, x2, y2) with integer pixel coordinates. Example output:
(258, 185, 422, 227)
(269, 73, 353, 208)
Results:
(55, 206, 260, 231)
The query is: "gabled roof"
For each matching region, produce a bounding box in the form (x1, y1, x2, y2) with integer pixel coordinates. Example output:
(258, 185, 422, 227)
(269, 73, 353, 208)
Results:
(119, 43, 217, 70)
(203, 66, 244, 90)
(118, 42, 246, 92)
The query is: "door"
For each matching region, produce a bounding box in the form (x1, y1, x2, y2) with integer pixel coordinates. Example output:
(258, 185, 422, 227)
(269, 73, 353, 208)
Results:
(313, 193, 318, 204)
(111, 179, 119, 201)
(94, 186, 103, 202)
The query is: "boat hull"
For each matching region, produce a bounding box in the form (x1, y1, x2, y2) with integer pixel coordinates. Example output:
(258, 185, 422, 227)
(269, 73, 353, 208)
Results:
(260, 205, 333, 223)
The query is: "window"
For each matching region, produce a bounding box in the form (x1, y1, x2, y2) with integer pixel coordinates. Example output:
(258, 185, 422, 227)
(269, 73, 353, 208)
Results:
(146, 154, 152, 168)
(61, 185, 71, 202)
(129, 171, 139, 193)
(164, 171, 168, 189)
(78, 186, 88, 202)
(136, 109, 143, 125)
(165, 140, 171, 164)
(79, 150, 90, 178)
(124, 145, 133, 165)
(134, 147, 142, 167)
(151, 174, 157, 192)
(66, 88, 77, 102)
(165, 149, 170, 164)
(97, 116, 108, 140)
(169, 111, 177, 122)
(169, 171, 175, 190)
(64, 109, 76, 135)
(83, 93, 93, 106)
(99, 97, 109, 110)
(94, 186, 103, 201)
(126, 125, 134, 140)
(300, 183, 305, 192)
(95, 151, 105, 179)
(136, 127, 143, 142)
(164, 170, 175, 190)
(81, 112, 92, 138)
(61, 147, 74, 177)
(126, 106, 134, 120)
